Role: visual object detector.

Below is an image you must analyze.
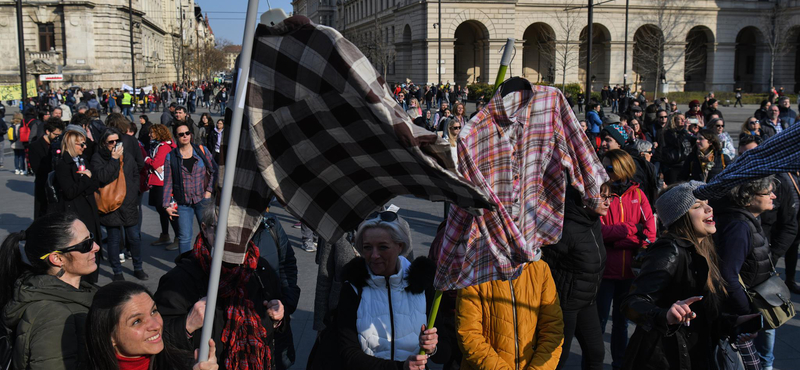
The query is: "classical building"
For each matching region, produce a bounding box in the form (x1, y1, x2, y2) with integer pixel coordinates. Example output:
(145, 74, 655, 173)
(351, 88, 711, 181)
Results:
(0, 0, 215, 90)
(293, 0, 800, 93)
(222, 44, 242, 72)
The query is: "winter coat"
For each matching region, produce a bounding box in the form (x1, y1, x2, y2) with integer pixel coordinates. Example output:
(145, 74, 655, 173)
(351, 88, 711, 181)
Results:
(679, 149, 730, 183)
(541, 190, 606, 312)
(154, 249, 283, 368)
(713, 203, 774, 315)
(718, 132, 736, 159)
(600, 182, 656, 280)
(337, 256, 444, 370)
(586, 110, 602, 134)
(251, 213, 300, 370)
(313, 235, 360, 331)
(456, 260, 564, 370)
(54, 155, 101, 241)
(759, 118, 788, 140)
(91, 134, 144, 227)
(621, 236, 736, 370)
(778, 106, 797, 127)
(145, 140, 175, 187)
(2, 274, 97, 370)
(10, 123, 24, 150)
(762, 172, 800, 260)
(654, 128, 694, 168)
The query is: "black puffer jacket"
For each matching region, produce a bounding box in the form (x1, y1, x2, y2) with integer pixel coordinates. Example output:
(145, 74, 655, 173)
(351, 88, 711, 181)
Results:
(622, 236, 735, 370)
(542, 187, 606, 311)
(91, 133, 143, 227)
(654, 128, 694, 167)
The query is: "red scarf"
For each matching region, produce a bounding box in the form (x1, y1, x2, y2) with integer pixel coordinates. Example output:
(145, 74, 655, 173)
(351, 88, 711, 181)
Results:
(191, 234, 271, 370)
(116, 354, 150, 370)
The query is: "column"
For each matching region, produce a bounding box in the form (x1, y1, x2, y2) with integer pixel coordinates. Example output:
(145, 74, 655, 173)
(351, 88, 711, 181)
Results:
(664, 41, 686, 92)
(708, 42, 735, 92)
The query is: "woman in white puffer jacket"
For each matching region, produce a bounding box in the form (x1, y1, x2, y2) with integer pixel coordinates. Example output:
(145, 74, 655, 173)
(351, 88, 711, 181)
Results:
(337, 211, 446, 370)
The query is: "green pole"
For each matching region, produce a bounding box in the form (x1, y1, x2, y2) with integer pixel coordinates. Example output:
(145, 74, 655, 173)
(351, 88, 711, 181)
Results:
(419, 290, 444, 355)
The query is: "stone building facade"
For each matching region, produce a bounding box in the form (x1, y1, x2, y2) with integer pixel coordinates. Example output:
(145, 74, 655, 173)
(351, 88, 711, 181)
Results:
(0, 0, 214, 90)
(293, 0, 800, 93)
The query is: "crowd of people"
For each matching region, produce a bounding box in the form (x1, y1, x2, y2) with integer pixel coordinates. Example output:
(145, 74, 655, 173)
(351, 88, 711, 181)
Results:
(0, 78, 799, 370)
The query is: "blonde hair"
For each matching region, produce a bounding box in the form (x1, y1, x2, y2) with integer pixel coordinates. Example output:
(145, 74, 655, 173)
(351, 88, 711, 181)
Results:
(669, 114, 686, 130)
(603, 149, 637, 181)
(62, 131, 86, 158)
(12, 112, 22, 125)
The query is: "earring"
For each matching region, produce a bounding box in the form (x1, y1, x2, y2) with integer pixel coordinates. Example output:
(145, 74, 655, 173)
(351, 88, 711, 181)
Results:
(56, 268, 66, 278)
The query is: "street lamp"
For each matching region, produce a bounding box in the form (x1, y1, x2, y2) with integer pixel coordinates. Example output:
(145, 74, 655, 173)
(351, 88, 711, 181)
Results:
(431, 0, 441, 85)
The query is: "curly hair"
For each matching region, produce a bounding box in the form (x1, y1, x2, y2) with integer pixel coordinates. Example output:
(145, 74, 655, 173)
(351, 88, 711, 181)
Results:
(149, 124, 172, 142)
(729, 175, 776, 208)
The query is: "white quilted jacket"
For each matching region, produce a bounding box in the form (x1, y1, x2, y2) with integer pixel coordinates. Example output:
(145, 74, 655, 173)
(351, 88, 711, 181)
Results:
(353, 256, 427, 361)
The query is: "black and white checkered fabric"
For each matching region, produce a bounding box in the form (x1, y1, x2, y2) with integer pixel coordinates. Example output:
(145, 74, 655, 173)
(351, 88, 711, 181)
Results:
(219, 16, 493, 263)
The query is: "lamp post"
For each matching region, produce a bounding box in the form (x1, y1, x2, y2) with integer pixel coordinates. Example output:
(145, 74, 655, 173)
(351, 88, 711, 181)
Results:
(16, 0, 27, 102)
(129, 0, 136, 95)
(623, 0, 629, 90)
(438, 0, 442, 85)
(585, 0, 593, 113)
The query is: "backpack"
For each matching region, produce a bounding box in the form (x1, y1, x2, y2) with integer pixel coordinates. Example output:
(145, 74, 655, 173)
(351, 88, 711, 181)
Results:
(20, 119, 33, 143)
(6, 127, 13, 142)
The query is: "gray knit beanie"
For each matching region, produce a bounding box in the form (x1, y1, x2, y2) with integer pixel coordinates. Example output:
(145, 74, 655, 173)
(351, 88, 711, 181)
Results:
(655, 181, 705, 228)
(65, 124, 87, 137)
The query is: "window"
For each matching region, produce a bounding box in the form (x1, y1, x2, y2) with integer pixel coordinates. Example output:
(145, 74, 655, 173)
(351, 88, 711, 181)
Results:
(38, 23, 55, 52)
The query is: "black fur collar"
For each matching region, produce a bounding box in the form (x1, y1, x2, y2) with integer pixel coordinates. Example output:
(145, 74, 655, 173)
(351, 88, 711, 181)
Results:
(342, 256, 435, 294)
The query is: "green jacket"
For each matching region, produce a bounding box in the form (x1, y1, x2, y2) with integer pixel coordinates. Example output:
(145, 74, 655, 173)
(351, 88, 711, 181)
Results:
(2, 274, 97, 370)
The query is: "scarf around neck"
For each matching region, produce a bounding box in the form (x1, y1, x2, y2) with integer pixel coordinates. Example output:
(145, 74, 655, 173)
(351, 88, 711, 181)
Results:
(191, 234, 271, 370)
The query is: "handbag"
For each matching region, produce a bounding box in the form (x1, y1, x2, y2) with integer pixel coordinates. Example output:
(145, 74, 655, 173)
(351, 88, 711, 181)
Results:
(739, 260, 796, 329)
(713, 338, 744, 370)
(95, 154, 127, 214)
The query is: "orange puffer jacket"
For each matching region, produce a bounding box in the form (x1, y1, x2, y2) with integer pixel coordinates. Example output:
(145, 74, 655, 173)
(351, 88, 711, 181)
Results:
(456, 260, 564, 370)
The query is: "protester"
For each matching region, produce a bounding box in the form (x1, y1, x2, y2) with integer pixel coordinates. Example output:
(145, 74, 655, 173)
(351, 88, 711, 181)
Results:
(10, 112, 26, 175)
(654, 114, 694, 185)
(138, 115, 154, 153)
(206, 119, 224, 163)
(740, 117, 762, 142)
(162, 122, 218, 254)
(777, 96, 797, 127)
(337, 211, 442, 370)
(161, 103, 176, 126)
(1, 213, 99, 370)
(708, 118, 735, 159)
(629, 117, 651, 143)
(154, 204, 284, 370)
(145, 124, 179, 249)
(29, 118, 64, 218)
(760, 104, 785, 139)
(680, 129, 730, 183)
(86, 281, 218, 370)
(715, 177, 781, 369)
(586, 103, 603, 139)
(596, 149, 656, 369)
(685, 100, 705, 128)
(754, 100, 771, 121)
(622, 181, 759, 369)
(542, 185, 609, 370)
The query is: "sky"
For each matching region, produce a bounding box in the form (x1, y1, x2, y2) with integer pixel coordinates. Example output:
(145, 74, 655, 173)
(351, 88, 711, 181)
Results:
(196, 0, 294, 45)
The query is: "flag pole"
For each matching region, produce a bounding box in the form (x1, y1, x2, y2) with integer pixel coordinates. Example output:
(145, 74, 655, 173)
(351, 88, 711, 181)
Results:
(197, 0, 260, 361)
(420, 38, 515, 356)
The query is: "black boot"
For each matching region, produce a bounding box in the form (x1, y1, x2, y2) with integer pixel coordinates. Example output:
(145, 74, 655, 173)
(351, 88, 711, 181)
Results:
(786, 280, 800, 294)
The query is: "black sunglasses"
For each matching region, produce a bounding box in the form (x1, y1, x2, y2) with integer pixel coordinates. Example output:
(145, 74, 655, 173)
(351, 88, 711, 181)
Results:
(605, 165, 614, 173)
(177, 131, 192, 137)
(368, 211, 398, 223)
(715, 124, 724, 128)
(451, 126, 462, 131)
(76, 142, 87, 148)
(106, 139, 118, 145)
(39, 232, 95, 260)
(748, 121, 758, 124)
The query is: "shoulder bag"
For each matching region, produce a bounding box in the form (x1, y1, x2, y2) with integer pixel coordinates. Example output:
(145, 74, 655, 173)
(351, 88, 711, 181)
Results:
(95, 154, 127, 214)
(739, 260, 796, 329)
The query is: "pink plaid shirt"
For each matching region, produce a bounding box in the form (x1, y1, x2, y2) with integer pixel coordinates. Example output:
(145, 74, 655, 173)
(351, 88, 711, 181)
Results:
(434, 83, 608, 290)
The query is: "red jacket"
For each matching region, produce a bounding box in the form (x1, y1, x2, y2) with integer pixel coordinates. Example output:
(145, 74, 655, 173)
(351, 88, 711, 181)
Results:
(145, 140, 176, 187)
(600, 182, 656, 280)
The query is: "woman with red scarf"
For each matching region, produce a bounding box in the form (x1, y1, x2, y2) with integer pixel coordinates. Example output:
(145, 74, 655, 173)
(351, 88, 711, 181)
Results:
(685, 100, 705, 128)
(154, 205, 286, 370)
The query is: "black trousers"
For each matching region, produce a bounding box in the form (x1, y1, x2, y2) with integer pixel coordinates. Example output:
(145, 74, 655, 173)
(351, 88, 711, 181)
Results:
(786, 238, 799, 282)
(557, 302, 605, 370)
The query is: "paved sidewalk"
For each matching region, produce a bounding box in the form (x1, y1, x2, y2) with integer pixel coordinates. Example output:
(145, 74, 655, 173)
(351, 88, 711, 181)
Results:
(1, 102, 799, 369)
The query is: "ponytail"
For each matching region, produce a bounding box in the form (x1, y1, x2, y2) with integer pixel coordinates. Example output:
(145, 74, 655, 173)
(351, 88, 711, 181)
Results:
(0, 213, 79, 308)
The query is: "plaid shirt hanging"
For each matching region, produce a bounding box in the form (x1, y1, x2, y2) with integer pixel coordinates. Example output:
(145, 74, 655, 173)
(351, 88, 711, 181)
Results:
(434, 81, 609, 290)
(218, 16, 493, 264)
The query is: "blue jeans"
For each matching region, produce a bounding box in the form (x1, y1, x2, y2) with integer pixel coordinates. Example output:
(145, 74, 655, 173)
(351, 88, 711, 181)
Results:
(755, 328, 775, 368)
(219, 101, 227, 115)
(106, 224, 142, 274)
(122, 106, 134, 122)
(611, 100, 618, 113)
(597, 278, 633, 369)
(14, 149, 25, 171)
(176, 198, 210, 254)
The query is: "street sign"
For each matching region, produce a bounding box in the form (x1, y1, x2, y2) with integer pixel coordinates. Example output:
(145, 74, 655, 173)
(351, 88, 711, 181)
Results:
(39, 74, 63, 81)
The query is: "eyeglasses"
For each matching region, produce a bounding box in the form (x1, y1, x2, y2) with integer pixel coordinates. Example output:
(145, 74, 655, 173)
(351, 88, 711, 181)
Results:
(659, 116, 669, 119)
(605, 165, 614, 173)
(177, 131, 192, 137)
(755, 191, 774, 197)
(106, 139, 118, 145)
(600, 194, 613, 202)
(643, 150, 653, 154)
(75, 142, 87, 148)
(748, 121, 758, 124)
(39, 233, 95, 260)
(451, 126, 462, 131)
(715, 125, 725, 128)
(368, 211, 398, 223)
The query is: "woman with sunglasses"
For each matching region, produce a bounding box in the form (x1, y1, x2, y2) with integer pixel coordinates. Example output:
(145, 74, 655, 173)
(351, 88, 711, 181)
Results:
(0, 212, 100, 370)
(709, 118, 735, 159)
(54, 130, 102, 270)
(739, 117, 762, 142)
(629, 117, 652, 143)
(91, 127, 148, 282)
(445, 118, 461, 162)
(654, 113, 695, 185)
(163, 122, 218, 255)
(596, 149, 657, 369)
(337, 211, 443, 370)
(86, 282, 218, 370)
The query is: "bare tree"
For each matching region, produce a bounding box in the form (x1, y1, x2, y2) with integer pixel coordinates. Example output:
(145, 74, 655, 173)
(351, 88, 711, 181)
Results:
(365, 15, 396, 78)
(185, 43, 228, 81)
(550, 3, 582, 90)
(759, 0, 794, 89)
(633, 0, 703, 100)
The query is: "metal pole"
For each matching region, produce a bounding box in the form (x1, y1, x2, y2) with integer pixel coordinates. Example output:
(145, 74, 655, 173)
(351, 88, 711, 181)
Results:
(16, 0, 28, 103)
(180, 5, 185, 83)
(196, 0, 260, 362)
(585, 0, 593, 113)
(129, 0, 136, 96)
(437, 0, 441, 85)
(622, 0, 628, 89)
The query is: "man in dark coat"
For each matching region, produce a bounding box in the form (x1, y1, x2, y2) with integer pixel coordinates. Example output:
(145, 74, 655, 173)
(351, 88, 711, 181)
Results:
(29, 118, 64, 218)
(161, 103, 176, 126)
